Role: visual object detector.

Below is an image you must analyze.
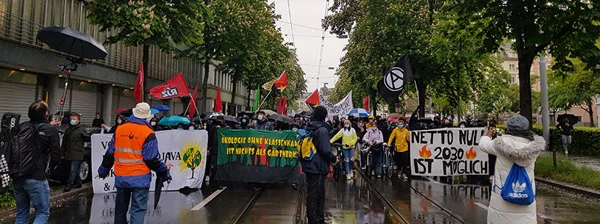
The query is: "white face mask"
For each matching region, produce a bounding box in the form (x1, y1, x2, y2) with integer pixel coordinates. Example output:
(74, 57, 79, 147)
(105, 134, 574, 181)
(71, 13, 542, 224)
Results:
(150, 121, 157, 126)
(292, 128, 298, 132)
(117, 119, 122, 124)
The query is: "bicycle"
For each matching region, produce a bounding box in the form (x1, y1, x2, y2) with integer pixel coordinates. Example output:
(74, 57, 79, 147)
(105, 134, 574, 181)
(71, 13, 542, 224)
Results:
(331, 143, 344, 181)
(382, 143, 395, 179)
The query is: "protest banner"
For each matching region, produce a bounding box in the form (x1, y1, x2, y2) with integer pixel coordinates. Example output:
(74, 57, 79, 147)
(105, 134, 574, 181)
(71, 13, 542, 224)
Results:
(91, 130, 208, 194)
(410, 128, 489, 176)
(216, 129, 300, 183)
(319, 91, 353, 121)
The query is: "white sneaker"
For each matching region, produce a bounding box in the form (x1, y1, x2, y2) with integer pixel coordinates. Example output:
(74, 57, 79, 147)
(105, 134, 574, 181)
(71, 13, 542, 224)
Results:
(347, 174, 351, 180)
(398, 174, 402, 179)
(565, 151, 569, 156)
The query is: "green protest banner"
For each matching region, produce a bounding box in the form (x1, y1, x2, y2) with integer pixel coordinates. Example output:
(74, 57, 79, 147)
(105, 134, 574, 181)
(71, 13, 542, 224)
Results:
(216, 129, 300, 183)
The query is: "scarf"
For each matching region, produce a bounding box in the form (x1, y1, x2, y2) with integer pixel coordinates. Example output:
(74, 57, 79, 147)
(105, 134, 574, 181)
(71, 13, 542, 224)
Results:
(505, 129, 535, 141)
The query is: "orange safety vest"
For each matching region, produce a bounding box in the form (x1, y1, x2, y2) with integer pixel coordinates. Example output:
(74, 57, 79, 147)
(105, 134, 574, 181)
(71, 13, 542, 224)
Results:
(113, 122, 154, 177)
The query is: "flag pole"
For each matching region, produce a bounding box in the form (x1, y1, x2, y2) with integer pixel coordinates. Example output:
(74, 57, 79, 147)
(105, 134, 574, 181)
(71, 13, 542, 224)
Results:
(255, 89, 273, 113)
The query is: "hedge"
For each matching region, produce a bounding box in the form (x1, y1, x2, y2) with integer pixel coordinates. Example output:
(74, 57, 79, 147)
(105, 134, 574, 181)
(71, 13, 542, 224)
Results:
(497, 124, 600, 156)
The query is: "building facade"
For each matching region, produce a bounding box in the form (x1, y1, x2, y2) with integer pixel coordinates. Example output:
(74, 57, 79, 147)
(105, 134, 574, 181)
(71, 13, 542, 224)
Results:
(0, 0, 254, 126)
(500, 45, 597, 127)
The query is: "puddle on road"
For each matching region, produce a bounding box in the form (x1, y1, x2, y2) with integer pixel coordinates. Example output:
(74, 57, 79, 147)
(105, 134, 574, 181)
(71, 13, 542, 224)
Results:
(536, 183, 600, 224)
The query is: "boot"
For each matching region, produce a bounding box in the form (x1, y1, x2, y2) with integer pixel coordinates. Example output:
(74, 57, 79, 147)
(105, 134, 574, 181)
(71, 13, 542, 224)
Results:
(63, 185, 72, 192)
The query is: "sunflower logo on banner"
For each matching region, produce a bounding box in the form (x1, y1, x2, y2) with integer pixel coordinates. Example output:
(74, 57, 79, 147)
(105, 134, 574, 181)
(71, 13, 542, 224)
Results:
(180, 141, 205, 179)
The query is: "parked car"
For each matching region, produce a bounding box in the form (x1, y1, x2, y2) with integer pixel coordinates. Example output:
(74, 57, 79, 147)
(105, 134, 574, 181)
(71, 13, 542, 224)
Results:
(50, 126, 102, 183)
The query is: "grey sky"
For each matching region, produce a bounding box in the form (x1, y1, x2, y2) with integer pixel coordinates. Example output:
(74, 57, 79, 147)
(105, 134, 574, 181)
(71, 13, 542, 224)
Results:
(270, 0, 348, 93)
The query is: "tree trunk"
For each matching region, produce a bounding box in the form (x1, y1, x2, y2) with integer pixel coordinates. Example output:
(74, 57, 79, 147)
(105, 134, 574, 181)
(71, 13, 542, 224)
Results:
(517, 49, 536, 128)
(585, 99, 595, 127)
(417, 80, 427, 117)
(201, 59, 210, 114)
(231, 76, 238, 115)
(142, 44, 149, 102)
(370, 88, 377, 116)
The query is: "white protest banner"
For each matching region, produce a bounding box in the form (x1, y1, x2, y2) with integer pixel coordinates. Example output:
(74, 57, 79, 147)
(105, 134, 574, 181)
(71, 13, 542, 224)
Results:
(319, 91, 353, 121)
(410, 128, 489, 176)
(92, 130, 208, 194)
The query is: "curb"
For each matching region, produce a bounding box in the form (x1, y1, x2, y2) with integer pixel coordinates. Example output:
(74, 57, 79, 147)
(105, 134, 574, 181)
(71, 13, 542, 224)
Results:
(535, 177, 600, 199)
(0, 183, 92, 218)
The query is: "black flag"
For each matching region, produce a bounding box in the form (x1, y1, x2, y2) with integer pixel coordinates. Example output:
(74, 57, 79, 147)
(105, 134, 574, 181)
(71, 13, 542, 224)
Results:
(377, 55, 414, 104)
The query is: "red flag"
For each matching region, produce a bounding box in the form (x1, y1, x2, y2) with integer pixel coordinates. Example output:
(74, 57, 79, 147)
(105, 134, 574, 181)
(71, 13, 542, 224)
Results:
(283, 96, 288, 116)
(274, 70, 288, 92)
(276, 97, 282, 114)
(214, 86, 222, 112)
(363, 96, 369, 110)
(149, 73, 190, 99)
(189, 85, 198, 120)
(134, 62, 144, 103)
(305, 89, 319, 106)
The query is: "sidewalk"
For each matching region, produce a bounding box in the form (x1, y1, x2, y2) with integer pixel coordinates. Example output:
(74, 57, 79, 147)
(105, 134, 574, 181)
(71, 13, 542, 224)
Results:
(0, 182, 92, 220)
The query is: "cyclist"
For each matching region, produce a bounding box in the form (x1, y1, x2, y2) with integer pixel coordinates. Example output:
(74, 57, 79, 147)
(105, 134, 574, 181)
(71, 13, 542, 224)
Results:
(388, 119, 410, 180)
(330, 120, 358, 180)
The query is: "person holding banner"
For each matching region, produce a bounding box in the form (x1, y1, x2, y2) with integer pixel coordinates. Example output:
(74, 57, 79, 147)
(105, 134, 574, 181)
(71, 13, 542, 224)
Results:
(478, 115, 545, 224)
(97, 103, 173, 224)
(387, 119, 410, 180)
(330, 120, 358, 180)
(363, 120, 384, 178)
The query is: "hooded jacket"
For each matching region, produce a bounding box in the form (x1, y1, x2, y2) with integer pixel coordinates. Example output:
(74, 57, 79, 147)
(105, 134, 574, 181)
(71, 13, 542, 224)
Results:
(363, 126, 384, 144)
(330, 127, 358, 148)
(301, 121, 337, 175)
(478, 134, 546, 224)
(62, 124, 86, 161)
(388, 127, 410, 152)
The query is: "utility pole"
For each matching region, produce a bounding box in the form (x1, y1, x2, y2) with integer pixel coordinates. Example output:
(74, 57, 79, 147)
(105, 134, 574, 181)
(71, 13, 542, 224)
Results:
(539, 54, 554, 167)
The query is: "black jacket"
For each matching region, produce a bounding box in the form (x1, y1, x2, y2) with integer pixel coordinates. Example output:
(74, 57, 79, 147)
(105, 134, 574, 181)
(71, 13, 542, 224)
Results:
(26, 120, 62, 180)
(61, 125, 86, 161)
(301, 121, 337, 175)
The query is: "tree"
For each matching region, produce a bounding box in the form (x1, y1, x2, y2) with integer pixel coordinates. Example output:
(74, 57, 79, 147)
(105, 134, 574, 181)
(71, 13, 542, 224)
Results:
(454, 0, 600, 126)
(86, 0, 207, 100)
(549, 58, 599, 127)
(324, 0, 496, 118)
(475, 63, 520, 120)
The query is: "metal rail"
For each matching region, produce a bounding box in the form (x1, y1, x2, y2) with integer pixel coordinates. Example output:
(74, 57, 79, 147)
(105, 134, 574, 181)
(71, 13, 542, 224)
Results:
(357, 170, 411, 224)
(231, 187, 264, 224)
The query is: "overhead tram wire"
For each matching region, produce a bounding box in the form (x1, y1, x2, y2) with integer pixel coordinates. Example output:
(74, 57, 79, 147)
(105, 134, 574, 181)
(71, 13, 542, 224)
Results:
(315, 0, 330, 88)
(286, 0, 296, 46)
(278, 21, 323, 31)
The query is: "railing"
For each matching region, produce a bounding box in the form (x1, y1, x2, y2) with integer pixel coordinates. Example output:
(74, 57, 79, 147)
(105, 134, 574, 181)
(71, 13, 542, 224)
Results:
(0, 11, 182, 82)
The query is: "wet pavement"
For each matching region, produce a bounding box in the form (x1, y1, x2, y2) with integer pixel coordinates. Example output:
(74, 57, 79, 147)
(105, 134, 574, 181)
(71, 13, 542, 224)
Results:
(3, 173, 600, 223)
(567, 155, 600, 171)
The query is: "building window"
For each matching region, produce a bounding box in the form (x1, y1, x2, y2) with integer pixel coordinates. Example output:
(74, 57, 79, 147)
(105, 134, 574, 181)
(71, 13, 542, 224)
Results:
(509, 64, 515, 71)
(511, 77, 515, 83)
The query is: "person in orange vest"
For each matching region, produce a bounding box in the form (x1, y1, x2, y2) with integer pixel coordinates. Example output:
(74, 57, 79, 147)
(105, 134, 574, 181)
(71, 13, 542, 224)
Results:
(97, 102, 173, 224)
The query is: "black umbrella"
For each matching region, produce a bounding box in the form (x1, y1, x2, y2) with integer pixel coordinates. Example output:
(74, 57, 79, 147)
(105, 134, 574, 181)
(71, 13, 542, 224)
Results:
(269, 114, 296, 125)
(223, 115, 239, 123)
(154, 171, 172, 209)
(557, 114, 578, 125)
(37, 26, 107, 60)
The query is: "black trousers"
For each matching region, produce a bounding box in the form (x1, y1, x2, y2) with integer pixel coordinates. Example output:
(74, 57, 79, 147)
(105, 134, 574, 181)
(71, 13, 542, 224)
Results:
(306, 173, 326, 224)
(394, 151, 410, 176)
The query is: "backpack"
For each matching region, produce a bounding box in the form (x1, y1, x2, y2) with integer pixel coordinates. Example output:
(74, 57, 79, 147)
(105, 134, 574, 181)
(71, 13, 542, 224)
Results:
(501, 163, 535, 205)
(297, 130, 317, 161)
(1, 113, 44, 179)
(0, 113, 20, 192)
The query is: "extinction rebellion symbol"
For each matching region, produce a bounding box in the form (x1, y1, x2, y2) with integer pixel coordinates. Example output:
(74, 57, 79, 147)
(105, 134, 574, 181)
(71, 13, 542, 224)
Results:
(384, 67, 405, 92)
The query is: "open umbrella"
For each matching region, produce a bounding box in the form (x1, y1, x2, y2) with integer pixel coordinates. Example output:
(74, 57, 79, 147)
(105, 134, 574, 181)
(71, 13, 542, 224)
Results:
(223, 115, 239, 123)
(114, 108, 129, 114)
(557, 114, 578, 125)
(37, 26, 107, 60)
(151, 104, 171, 112)
(158, 116, 191, 126)
(269, 114, 296, 125)
(260, 109, 277, 116)
(347, 108, 370, 117)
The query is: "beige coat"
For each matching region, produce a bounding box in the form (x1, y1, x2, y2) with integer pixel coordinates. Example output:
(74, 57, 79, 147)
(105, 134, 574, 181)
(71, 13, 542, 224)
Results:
(478, 135, 546, 224)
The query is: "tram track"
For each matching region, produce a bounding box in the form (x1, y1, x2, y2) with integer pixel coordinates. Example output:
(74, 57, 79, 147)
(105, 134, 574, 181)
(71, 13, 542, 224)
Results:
(357, 169, 467, 224)
(231, 187, 265, 224)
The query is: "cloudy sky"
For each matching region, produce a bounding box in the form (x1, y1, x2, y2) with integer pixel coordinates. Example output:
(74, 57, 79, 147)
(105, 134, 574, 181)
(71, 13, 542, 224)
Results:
(269, 0, 348, 93)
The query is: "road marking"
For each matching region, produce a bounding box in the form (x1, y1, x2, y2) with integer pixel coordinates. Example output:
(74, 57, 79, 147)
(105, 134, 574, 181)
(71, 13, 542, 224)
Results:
(190, 187, 227, 211)
(474, 202, 488, 210)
